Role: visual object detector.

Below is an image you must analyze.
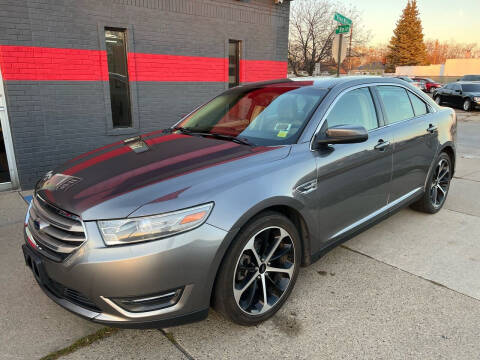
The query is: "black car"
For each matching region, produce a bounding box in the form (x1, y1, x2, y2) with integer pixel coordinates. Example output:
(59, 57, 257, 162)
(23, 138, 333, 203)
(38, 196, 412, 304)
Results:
(433, 82, 480, 111)
(459, 75, 480, 81)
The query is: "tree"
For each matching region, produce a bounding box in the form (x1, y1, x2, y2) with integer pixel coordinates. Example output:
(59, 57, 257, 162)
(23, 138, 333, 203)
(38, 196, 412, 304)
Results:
(288, 0, 369, 76)
(425, 40, 480, 64)
(386, 0, 427, 70)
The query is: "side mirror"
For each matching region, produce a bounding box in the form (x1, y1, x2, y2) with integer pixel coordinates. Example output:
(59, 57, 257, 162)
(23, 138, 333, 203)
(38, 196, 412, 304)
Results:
(314, 124, 368, 147)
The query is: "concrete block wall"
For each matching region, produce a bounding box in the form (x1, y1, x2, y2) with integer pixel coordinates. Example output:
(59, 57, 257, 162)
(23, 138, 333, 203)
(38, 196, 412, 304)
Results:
(0, 0, 290, 188)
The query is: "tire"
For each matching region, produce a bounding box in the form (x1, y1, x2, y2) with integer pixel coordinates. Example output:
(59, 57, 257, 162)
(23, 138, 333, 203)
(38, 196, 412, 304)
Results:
(434, 96, 442, 105)
(463, 99, 472, 111)
(410, 152, 452, 214)
(213, 211, 301, 326)
(429, 87, 435, 94)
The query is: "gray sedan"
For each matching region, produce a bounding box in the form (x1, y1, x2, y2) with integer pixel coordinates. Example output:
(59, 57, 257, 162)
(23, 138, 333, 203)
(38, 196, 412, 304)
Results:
(22, 77, 456, 327)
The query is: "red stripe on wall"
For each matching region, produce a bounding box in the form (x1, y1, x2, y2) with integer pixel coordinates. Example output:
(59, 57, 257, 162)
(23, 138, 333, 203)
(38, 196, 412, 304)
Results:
(0, 45, 108, 81)
(240, 59, 288, 83)
(0, 45, 287, 82)
(128, 53, 228, 82)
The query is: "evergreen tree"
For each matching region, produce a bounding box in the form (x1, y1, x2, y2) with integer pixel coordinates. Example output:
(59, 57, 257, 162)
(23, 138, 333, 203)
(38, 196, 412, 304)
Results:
(386, 0, 427, 70)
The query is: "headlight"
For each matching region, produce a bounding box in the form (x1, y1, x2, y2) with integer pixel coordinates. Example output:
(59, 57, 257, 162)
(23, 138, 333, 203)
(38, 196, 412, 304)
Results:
(97, 203, 213, 246)
(473, 97, 480, 103)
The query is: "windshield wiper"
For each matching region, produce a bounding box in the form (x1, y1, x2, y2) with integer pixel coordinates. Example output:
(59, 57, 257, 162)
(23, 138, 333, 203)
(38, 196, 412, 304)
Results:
(170, 127, 255, 146)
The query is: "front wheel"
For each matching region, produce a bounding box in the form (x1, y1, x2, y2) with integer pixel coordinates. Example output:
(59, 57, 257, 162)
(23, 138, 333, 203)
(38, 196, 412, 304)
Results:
(410, 152, 452, 214)
(213, 211, 301, 326)
(463, 99, 472, 111)
(429, 87, 436, 94)
(434, 96, 442, 105)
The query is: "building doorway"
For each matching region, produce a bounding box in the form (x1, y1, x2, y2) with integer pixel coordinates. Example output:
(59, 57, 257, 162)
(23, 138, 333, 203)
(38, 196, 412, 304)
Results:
(0, 69, 19, 190)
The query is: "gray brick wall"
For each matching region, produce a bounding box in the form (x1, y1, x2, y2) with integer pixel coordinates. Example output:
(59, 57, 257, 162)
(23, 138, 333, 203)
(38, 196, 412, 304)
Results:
(0, 0, 290, 189)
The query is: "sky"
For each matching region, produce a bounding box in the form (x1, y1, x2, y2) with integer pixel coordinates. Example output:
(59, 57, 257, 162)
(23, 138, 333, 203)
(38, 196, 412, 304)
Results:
(339, 0, 480, 45)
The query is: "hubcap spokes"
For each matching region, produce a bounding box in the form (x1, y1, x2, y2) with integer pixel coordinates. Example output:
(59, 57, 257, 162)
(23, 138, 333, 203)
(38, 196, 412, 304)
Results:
(233, 226, 295, 315)
(430, 159, 450, 207)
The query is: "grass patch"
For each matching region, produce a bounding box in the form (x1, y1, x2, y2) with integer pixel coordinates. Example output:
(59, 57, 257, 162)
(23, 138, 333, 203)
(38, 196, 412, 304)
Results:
(40, 327, 119, 360)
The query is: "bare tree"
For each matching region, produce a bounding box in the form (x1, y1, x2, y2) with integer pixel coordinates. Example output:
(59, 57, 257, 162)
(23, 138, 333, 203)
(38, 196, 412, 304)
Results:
(425, 39, 480, 64)
(288, 0, 369, 76)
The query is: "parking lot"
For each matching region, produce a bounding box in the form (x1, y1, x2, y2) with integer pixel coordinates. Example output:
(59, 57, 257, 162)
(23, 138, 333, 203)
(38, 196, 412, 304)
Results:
(1, 107, 479, 360)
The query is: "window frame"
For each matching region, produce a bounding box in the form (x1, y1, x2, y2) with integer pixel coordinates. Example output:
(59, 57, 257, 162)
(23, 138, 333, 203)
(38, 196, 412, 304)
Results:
(323, 86, 381, 132)
(308, 82, 437, 151)
(407, 90, 430, 118)
(228, 39, 241, 89)
(97, 22, 139, 136)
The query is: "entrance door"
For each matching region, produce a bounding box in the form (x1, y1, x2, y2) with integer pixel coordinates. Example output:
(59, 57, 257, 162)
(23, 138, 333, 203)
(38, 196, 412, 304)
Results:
(0, 69, 19, 190)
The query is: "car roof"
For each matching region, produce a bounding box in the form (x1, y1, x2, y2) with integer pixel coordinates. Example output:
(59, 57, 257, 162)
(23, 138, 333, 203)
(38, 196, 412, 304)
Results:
(242, 76, 409, 90)
(456, 81, 480, 84)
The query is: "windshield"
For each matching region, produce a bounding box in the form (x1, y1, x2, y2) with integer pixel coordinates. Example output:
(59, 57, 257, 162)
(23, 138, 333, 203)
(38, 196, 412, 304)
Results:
(177, 82, 326, 146)
(462, 84, 480, 92)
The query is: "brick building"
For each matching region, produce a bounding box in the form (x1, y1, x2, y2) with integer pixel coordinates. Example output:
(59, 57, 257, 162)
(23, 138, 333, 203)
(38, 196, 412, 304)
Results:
(0, 0, 290, 190)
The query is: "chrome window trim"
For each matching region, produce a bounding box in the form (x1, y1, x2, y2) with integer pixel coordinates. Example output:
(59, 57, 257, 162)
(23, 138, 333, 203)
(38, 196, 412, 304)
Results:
(309, 82, 437, 151)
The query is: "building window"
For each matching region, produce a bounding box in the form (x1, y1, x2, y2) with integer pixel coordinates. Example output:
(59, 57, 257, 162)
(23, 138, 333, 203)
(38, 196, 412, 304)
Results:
(228, 40, 241, 88)
(105, 28, 132, 128)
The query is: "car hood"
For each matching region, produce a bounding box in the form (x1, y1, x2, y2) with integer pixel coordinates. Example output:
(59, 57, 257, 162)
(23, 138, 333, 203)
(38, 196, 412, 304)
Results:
(35, 131, 290, 220)
(467, 92, 480, 97)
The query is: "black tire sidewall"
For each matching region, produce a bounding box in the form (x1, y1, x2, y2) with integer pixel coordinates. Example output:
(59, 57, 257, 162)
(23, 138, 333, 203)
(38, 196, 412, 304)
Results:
(425, 152, 452, 212)
(213, 211, 302, 326)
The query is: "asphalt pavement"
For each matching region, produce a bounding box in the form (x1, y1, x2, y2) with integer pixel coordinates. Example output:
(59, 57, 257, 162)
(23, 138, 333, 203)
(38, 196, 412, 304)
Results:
(1, 108, 479, 360)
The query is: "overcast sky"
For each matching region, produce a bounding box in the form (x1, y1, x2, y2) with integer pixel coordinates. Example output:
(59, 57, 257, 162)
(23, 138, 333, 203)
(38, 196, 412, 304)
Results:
(339, 0, 480, 45)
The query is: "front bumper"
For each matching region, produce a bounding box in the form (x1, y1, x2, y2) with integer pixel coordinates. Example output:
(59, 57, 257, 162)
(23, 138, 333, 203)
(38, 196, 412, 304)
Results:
(22, 221, 229, 328)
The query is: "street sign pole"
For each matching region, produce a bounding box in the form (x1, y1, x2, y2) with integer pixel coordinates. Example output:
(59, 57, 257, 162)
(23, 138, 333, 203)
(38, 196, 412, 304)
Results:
(337, 33, 343, 78)
(348, 23, 353, 72)
(333, 12, 352, 77)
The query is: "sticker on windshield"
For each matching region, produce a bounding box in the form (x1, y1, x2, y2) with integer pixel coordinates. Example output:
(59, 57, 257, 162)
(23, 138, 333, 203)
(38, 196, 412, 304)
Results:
(277, 130, 289, 138)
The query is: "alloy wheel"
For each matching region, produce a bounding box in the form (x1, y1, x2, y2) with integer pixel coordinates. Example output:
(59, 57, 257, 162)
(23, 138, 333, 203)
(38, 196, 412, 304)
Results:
(233, 226, 295, 315)
(463, 100, 471, 111)
(430, 158, 450, 207)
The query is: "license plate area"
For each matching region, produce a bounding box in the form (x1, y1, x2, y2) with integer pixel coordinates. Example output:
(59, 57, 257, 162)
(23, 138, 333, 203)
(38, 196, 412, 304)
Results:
(22, 244, 48, 286)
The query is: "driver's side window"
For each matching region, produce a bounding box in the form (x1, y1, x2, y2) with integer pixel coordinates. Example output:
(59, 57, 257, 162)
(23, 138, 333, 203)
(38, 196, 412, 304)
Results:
(327, 87, 379, 131)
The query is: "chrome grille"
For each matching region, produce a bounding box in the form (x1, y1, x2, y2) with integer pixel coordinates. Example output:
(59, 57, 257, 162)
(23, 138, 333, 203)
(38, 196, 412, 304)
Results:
(27, 195, 86, 261)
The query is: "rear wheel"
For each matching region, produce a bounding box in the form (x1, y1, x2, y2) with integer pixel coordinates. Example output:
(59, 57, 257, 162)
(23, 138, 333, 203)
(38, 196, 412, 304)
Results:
(411, 152, 452, 214)
(463, 99, 472, 111)
(213, 211, 301, 326)
(429, 87, 435, 94)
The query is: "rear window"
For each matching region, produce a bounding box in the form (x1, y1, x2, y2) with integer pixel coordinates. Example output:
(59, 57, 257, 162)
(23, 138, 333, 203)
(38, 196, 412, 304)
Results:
(377, 86, 414, 124)
(462, 84, 480, 92)
(462, 75, 480, 81)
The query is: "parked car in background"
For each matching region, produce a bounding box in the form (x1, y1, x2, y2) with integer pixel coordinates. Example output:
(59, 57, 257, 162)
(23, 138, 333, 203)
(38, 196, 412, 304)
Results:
(395, 76, 426, 91)
(458, 75, 480, 82)
(433, 82, 480, 111)
(22, 77, 456, 328)
(413, 77, 442, 93)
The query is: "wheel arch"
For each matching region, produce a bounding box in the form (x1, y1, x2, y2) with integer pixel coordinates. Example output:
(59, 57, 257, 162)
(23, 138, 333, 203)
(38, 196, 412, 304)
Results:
(208, 197, 313, 305)
(440, 143, 456, 176)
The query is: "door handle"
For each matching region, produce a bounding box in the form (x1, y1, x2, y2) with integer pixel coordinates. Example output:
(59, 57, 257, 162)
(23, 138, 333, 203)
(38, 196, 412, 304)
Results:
(374, 140, 390, 151)
(427, 124, 438, 133)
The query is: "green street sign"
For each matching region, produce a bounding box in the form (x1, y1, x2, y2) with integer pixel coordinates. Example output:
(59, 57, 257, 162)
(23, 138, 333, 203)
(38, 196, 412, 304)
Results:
(335, 24, 350, 34)
(334, 12, 352, 26)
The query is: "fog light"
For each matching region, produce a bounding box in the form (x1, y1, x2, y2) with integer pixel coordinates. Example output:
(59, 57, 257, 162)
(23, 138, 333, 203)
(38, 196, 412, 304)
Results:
(112, 288, 183, 313)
